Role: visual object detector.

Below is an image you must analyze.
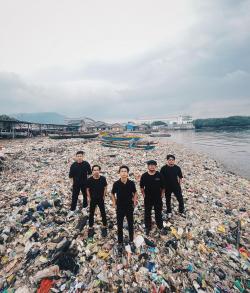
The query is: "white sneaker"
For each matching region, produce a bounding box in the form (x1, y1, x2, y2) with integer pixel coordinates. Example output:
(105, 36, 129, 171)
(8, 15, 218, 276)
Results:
(67, 210, 75, 218)
(81, 207, 88, 216)
(167, 213, 172, 219)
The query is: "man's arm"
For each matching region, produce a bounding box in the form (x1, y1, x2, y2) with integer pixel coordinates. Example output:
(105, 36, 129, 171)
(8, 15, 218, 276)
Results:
(139, 175, 145, 198)
(86, 162, 92, 177)
(111, 193, 116, 208)
(133, 192, 138, 206)
(178, 167, 183, 185)
(140, 188, 145, 198)
(69, 164, 74, 186)
(160, 173, 166, 197)
(103, 186, 107, 199)
(86, 188, 91, 205)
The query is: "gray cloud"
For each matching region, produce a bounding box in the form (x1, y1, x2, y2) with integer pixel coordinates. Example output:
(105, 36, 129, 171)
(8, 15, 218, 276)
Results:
(1, 0, 250, 120)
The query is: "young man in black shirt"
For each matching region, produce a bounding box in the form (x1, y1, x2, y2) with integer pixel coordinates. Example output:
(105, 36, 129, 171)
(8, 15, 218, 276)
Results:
(111, 165, 138, 255)
(160, 154, 185, 217)
(140, 160, 165, 236)
(68, 151, 91, 216)
(86, 165, 108, 238)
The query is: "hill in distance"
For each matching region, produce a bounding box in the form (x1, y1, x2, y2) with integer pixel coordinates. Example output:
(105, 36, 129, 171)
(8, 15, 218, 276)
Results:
(11, 112, 67, 124)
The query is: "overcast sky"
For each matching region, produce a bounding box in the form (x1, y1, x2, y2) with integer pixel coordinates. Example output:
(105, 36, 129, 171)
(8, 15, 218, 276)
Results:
(0, 0, 250, 121)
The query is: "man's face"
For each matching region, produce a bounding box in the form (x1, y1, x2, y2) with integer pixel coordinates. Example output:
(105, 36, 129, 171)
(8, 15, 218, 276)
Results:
(148, 164, 156, 172)
(92, 167, 100, 177)
(167, 158, 175, 166)
(76, 154, 84, 162)
(119, 168, 128, 179)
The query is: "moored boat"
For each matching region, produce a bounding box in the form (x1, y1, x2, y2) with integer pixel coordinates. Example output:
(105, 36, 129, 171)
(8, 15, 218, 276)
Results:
(149, 133, 171, 137)
(101, 135, 141, 141)
(49, 132, 99, 139)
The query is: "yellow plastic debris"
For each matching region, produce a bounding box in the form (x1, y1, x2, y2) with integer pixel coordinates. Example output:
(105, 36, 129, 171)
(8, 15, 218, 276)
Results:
(97, 250, 110, 260)
(217, 225, 226, 233)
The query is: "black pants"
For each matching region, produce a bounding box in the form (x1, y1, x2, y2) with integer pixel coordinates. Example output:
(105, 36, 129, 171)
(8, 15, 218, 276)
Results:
(89, 198, 107, 228)
(117, 206, 134, 243)
(144, 196, 163, 230)
(71, 184, 87, 211)
(165, 187, 184, 213)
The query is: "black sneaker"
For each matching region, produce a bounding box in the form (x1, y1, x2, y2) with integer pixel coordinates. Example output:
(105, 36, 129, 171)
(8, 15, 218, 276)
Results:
(129, 242, 136, 253)
(101, 227, 108, 238)
(82, 201, 88, 208)
(88, 228, 94, 238)
(160, 227, 169, 236)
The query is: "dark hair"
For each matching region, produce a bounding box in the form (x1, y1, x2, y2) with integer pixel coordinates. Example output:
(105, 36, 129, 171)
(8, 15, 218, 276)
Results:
(167, 154, 175, 160)
(76, 151, 84, 155)
(119, 165, 129, 173)
(92, 164, 101, 171)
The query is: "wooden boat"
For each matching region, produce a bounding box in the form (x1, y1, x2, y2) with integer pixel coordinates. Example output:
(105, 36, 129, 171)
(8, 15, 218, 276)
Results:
(103, 139, 157, 146)
(0, 131, 28, 139)
(101, 138, 156, 150)
(49, 132, 99, 139)
(102, 142, 155, 150)
(149, 133, 171, 137)
(101, 135, 141, 142)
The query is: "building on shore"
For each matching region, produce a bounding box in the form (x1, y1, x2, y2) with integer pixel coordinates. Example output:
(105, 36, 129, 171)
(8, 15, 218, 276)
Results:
(110, 123, 124, 133)
(135, 115, 194, 130)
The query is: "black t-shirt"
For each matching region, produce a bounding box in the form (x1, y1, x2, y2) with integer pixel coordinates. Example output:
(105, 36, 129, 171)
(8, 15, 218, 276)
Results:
(69, 161, 91, 186)
(111, 179, 137, 208)
(86, 176, 107, 200)
(160, 164, 183, 189)
(140, 171, 165, 199)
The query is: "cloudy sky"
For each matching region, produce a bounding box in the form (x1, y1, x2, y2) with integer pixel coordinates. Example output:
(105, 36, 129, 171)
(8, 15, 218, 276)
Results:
(0, 0, 250, 121)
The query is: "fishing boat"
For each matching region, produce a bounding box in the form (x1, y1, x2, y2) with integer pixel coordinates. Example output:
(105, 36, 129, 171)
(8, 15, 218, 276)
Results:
(101, 135, 141, 141)
(49, 132, 99, 139)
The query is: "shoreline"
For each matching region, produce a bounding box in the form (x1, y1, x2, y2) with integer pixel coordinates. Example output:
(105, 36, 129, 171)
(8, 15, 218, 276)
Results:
(0, 137, 249, 291)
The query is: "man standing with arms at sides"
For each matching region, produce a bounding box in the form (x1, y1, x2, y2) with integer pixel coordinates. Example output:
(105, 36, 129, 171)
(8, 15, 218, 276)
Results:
(86, 165, 108, 238)
(68, 151, 91, 217)
(160, 154, 185, 218)
(111, 165, 138, 256)
(140, 160, 165, 236)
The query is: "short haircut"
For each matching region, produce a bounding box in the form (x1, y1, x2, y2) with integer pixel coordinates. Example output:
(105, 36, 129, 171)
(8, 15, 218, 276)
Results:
(76, 151, 84, 155)
(92, 164, 101, 171)
(119, 165, 129, 173)
(167, 154, 175, 160)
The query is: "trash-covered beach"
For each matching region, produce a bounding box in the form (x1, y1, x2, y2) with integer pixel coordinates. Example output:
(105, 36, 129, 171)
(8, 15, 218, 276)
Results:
(0, 137, 249, 292)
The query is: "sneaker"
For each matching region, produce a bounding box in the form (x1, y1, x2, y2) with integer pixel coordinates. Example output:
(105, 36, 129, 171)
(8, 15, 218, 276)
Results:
(129, 242, 136, 253)
(117, 244, 123, 257)
(67, 210, 75, 218)
(101, 227, 108, 238)
(81, 207, 88, 216)
(160, 227, 169, 236)
(180, 211, 186, 218)
(88, 228, 95, 238)
(167, 213, 172, 219)
(82, 200, 88, 208)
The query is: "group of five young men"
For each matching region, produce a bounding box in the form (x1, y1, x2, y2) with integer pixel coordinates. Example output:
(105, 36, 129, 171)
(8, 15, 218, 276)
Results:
(69, 151, 185, 254)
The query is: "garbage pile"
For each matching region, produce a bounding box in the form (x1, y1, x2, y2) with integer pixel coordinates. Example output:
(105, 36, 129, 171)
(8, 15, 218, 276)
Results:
(0, 138, 249, 292)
